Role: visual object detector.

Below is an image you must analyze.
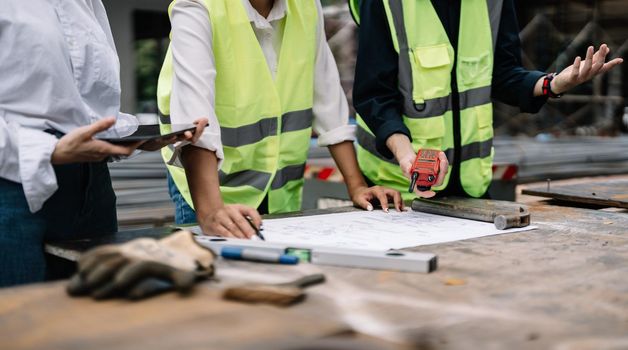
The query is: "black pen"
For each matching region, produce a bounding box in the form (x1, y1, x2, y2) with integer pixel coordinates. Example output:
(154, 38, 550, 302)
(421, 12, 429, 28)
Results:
(246, 216, 265, 241)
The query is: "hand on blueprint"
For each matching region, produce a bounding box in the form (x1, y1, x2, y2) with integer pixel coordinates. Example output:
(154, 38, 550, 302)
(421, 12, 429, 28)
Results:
(350, 185, 404, 212)
(199, 204, 262, 239)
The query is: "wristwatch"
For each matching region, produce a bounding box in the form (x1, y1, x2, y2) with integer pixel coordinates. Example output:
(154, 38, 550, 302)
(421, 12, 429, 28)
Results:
(542, 73, 563, 98)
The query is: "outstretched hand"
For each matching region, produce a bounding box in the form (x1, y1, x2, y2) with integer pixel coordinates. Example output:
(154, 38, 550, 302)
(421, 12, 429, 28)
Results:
(552, 44, 623, 95)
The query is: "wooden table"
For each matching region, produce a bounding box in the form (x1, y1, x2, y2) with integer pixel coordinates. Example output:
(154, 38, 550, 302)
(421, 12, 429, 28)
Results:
(1, 196, 627, 349)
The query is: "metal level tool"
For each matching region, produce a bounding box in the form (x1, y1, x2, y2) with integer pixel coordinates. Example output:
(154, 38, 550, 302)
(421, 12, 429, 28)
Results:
(411, 197, 530, 230)
(194, 236, 438, 274)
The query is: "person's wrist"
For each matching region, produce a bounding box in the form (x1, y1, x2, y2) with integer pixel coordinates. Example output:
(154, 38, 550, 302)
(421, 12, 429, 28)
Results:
(386, 133, 413, 161)
(395, 145, 416, 165)
(550, 76, 565, 95)
(196, 200, 224, 222)
(346, 180, 368, 198)
(50, 145, 69, 165)
(543, 73, 564, 98)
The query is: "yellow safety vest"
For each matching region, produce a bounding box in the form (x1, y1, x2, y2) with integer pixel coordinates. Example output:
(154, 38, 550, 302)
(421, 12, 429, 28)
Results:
(157, 0, 318, 213)
(350, 0, 503, 199)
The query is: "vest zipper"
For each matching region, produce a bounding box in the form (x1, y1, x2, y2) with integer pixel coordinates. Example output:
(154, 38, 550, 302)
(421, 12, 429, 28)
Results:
(446, 0, 464, 196)
(451, 55, 462, 193)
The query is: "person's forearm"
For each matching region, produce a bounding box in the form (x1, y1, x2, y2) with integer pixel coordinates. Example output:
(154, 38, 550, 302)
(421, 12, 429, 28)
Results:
(181, 146, 223, 219)
(386, 133, 414, 161)
(327, 141, 368, 195)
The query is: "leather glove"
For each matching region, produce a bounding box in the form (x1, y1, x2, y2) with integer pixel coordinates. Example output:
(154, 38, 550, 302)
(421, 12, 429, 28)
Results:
(67, 230, 215, 300)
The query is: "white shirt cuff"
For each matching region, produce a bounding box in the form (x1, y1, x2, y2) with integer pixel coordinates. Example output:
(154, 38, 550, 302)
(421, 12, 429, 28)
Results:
(317, 124, 356, 147)
(18, 128, 59, 213)
(116, 112, 139, 128)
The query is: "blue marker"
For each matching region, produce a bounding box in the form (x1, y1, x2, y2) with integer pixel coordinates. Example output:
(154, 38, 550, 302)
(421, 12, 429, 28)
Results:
(220, 246, 299, 265)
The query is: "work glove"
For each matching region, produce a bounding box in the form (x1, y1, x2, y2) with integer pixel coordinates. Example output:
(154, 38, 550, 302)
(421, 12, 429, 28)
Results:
(67, 230, 215, 300)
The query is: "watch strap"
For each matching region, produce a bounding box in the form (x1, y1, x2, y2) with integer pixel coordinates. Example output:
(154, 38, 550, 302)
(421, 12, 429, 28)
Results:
(542, 73, 563, 98)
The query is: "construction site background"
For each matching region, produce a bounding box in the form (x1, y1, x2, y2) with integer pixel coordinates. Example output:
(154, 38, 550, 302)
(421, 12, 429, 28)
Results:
(131, 0, 627, 137)
(111, 0, 628, 228)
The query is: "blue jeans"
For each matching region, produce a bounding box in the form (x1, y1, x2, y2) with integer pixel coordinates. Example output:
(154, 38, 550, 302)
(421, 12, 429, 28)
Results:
(167, 172, 197, 225)
(0, 162, 117, 287)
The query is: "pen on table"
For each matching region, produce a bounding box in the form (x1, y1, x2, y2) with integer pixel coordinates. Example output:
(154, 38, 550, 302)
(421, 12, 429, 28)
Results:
(246, 216, 265, 241)
(220, 247, 298, 265)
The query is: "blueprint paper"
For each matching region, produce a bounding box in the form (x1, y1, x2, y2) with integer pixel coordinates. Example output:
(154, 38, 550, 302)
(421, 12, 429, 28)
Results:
(257, 209, 536, 251)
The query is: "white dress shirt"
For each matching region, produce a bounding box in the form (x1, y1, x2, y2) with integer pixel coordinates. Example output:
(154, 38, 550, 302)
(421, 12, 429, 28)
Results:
(169, 0, 356, 167)
(0, 0, 135, 212)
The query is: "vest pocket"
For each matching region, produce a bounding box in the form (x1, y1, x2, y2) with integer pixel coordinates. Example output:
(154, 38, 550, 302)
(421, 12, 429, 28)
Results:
(411, 44, 453, 103)
(458, 52, 492, 89)
(475, 105, 494, 152)
(410, 115, 446, 150)
(475, 106, 494, 183)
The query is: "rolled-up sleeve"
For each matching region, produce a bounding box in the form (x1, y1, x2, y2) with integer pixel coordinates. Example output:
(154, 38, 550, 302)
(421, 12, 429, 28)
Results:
(1, 115, 59, 212)
(312, 1, 356, 147)
(169, 0, 224, 167)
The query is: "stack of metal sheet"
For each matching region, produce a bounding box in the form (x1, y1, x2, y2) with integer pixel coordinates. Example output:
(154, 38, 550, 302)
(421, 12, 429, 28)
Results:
(108, 152, 173, 227)
(493, 137, 628, 182)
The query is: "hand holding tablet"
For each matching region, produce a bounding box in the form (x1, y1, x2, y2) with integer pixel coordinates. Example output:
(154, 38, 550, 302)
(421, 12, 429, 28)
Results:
(96, 124, 201, 145)
(51, 118, 208, 164)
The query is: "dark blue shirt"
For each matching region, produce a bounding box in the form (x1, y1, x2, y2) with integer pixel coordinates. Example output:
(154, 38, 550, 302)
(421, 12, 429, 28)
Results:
(353, 0, 548, 196)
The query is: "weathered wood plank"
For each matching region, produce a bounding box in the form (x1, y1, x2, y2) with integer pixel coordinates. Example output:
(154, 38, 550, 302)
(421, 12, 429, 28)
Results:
(522, 179, 628, 208)
(0, 278, 352, 350)
(2, 201, 628, 349)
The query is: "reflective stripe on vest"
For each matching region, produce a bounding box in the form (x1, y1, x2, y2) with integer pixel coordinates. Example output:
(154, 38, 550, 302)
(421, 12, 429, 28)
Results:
(157, 0, 317, 214)
(218, 163, 306, 191)
(356, 125, 492, 166)
(349, 0, 361, 25)
(356, 0, 501, 198)
(160, 108, 313, 148)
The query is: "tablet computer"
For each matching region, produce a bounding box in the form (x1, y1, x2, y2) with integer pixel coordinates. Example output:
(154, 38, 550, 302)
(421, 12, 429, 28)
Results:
(96, 124, 198, 144)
